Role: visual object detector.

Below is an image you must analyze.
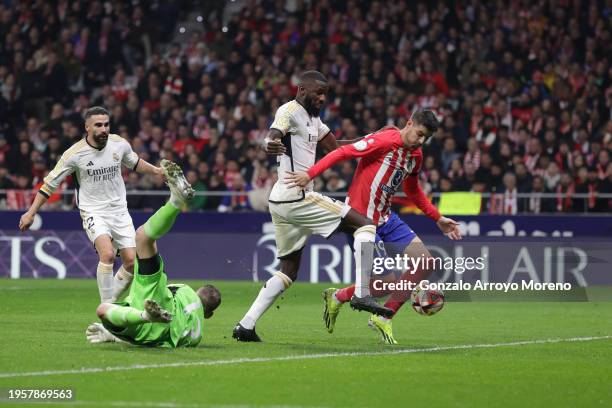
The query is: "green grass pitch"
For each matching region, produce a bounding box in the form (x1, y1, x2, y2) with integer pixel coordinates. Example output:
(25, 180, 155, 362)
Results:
(1, 279, 611, 408)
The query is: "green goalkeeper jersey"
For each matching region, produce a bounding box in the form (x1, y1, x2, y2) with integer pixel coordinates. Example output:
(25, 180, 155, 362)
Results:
(167, 284, 205, 347)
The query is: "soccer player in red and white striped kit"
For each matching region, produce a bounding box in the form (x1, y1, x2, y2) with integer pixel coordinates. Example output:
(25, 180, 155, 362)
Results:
(286, 110, 462, 344)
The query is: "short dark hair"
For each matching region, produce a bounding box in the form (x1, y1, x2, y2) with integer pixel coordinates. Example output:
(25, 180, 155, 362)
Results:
(411, 110, 440, 135)
(84, 106, 110, 121)
(298, 70, 328, 86)
(198, 284, 221, 319)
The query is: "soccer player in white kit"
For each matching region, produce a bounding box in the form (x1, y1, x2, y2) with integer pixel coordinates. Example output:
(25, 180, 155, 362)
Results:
(233, 71, 392, 342)
(19, 106, 163, 303)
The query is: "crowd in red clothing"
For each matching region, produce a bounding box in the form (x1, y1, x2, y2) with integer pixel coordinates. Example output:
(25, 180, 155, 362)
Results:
(0, 0, 610, 213)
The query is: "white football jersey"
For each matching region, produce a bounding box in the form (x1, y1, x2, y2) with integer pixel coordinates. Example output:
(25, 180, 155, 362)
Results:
(41, 134, 139, 213)
(268, 100, 330, 203)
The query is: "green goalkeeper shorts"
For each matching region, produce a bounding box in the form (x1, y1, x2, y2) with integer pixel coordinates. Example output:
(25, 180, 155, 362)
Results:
(103, 254, 174, 347)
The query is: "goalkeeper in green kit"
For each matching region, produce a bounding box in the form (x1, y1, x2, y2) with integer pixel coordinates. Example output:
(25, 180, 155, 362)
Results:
(86, 159, 221, 348)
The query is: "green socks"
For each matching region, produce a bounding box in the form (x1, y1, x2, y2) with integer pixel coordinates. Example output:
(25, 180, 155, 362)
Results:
(143, 202, 181, 240)
(105, 305, 148, 327)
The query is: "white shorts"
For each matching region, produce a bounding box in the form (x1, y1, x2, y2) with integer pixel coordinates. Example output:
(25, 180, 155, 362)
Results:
(80, 210, 136, 250)
(269, 191, 351, 258)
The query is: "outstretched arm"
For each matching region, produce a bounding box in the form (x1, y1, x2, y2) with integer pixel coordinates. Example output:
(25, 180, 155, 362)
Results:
(403, 176, 461, 240)
(135, 159, 163, 177)
(19, 192, 48, 231)
(121, 139, 161, 177)
(318, 131, 363, 152)
(285, 143, 361, 188)
(20, 151, 76, 231)
(403, 175, 441, 221)
(285, 133, 395, 188)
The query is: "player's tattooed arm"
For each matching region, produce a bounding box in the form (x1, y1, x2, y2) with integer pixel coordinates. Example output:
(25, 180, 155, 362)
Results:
(262, 129, 286, 155)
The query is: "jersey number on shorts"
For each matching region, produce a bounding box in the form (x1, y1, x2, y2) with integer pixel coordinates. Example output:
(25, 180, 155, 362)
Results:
(86, 217, 95, 232)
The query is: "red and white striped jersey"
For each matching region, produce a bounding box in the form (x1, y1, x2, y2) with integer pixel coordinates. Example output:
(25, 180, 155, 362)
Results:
(307, 127, 441, 225)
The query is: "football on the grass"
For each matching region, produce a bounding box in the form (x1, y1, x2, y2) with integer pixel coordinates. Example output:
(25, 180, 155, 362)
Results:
(411, 288, 445, 316)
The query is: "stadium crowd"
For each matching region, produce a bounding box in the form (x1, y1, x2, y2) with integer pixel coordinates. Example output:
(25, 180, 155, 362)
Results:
(0, 0, 610, 213)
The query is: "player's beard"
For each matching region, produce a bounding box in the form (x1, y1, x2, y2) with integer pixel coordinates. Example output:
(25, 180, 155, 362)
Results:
(303, 95, 322, 117)
(93, 132, 109, 148)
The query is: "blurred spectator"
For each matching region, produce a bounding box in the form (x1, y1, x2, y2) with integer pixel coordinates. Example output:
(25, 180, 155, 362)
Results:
(527, 176, 554, 214)
(218, 174, 251, 212)
(543, 162, 561, 191)
(248, 162, 274, 212)
(441, 138, 461, 173)
(501, 173, 518, 215)
(186, 170, 206, 212)
(556, 172, 576, 212)
(463, 138, 481, 171)
(204, 175, 226, 211)
(325, 171, 348, 193)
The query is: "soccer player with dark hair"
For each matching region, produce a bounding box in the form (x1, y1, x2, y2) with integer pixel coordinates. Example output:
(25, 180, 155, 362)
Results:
(286, 110, 462, 344)
(19, 106, 162, 304)
(233, 71, 392, 342)
(86, 160, 221, 347)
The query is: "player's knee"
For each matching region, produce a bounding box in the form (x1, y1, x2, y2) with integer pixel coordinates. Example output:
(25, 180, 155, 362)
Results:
(274, 271, 293, 289)
(135, 225, 149, 245)
(279, 254, 300, 281)
(354, 225, 376, 242)
(98, 250, 115, 264)
(96, 303, 111, 319)
(282, 269, 297, 282)
(279, 263, 298, 281)
(122, 253, 135, 271)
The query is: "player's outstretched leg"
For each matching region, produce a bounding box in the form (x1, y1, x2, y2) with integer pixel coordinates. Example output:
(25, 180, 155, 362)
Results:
(233, 271, 293, 342)
(233, 251, 298, 342)
(138, 159, 193, 257)
(233, 269, 292, 342)
(323, 288, 343, 333)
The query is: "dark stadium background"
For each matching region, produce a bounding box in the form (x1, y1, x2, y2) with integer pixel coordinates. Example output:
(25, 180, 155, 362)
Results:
(0, 0, 609, 214)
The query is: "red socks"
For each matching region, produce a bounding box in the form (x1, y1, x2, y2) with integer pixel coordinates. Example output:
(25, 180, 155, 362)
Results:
(335, 285, 355, 302)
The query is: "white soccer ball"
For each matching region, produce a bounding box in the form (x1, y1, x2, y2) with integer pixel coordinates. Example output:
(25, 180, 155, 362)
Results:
(411, 287, 445, 316)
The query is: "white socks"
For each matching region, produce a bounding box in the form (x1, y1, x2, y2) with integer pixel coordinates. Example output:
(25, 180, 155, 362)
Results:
(169, 192, 182, 209)
(96, 262, 114, 303)
(353, 225, 376, 298)
(240, 272, 292, 329)
(98, 263, 133, 303)
(111, 265, 133, 302)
